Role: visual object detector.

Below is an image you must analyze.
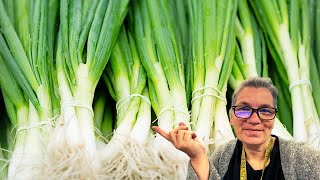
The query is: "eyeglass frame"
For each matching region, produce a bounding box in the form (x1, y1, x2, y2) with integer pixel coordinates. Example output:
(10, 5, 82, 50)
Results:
(231, 105, 278, 120)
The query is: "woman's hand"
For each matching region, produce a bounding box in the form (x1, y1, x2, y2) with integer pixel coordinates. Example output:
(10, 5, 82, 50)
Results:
(151, 122, 206, 160)
(152, 122, 210, 179)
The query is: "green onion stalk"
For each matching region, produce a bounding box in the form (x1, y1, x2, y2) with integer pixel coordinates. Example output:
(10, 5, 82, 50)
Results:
(249, 0, 320, 147)
(92, 87, 115, 142)
(0, 148, 8, 179)
(0, 51, 47, 179)
(2, 0, 14, 24)
(103, 27, 149, 145)
(92, 86, 114, 145)
(132, 0, 191, 178)
(312, 0, 320, 74)
(43, 0, 130, 178)
(2, 91, 16, 161)
(174, 0, 192, 108)
(310, 0, 320, 117)
(229, 0, 293, 140)
(1, 89, 15, 156)
(0, 129, 9, 179)
(95, 26, 154, 179)
(269, 60, 294, 135)
(0, 55, 29, 179)
(187, 0, 238, 152)
(0, 92, 12, 179)
(0, 0, 59, 178)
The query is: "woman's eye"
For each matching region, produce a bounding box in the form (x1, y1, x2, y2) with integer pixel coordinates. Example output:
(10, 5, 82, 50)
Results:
(260, 108, 270, 112)
(238, 106, 251, 111)
(259, 108, 274, 114)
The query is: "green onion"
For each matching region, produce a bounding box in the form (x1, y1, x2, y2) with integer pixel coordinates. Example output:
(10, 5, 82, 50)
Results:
(132, 0, 190, 137)
(310, 0, 320, 117)
(269, 61, 293, 134)
(229, 0, 293, 139)
(0, 52, 29, 179)
(96, 25, 152, 178)
(188, 0, 238, 150)
(0, 99, 10, 179)
(92, 89, 115, 140)
(45, 0, 130, 178)
(0, 0, 59, 177)
(56, 0, 129, 154)
(131, 0, 190, 178)
(249, 0, 320, 146)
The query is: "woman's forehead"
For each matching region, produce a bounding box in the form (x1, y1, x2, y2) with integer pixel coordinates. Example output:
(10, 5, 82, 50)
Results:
(236, 87, 274, 106)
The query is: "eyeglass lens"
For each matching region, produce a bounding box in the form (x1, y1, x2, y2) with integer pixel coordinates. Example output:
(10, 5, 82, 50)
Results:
(234, 106, 276, 120)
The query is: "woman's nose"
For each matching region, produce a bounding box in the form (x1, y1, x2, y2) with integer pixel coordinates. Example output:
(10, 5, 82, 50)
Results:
(246, 111, 261, 124)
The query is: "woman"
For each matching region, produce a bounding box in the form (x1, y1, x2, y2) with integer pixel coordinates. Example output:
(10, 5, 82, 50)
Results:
(152, 77, 320, 179)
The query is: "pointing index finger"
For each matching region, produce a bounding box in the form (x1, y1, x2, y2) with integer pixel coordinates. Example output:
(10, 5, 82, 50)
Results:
(152, 126, 170, 141)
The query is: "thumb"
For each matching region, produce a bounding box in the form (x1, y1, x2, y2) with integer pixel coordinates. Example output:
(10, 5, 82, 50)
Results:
(179, 122, 187, 126)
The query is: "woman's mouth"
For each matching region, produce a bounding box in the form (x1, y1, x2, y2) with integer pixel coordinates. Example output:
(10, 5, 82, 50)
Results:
(244, 129, 263, 135)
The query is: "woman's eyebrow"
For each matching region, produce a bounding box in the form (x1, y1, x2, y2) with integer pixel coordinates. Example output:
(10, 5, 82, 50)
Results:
(258, 104, 274, 108)
(236, 102, 273, 108)
(235, 102, 250, 106)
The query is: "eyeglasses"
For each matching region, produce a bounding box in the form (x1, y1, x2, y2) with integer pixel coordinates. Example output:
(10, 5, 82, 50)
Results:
(232, 106, 277, 120)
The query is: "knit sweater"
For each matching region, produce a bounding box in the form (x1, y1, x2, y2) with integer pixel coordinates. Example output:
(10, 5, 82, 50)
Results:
(187, 137, 320, 179)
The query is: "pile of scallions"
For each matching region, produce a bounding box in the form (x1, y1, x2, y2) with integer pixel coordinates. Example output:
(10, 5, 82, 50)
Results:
(0, 0, 319, 179)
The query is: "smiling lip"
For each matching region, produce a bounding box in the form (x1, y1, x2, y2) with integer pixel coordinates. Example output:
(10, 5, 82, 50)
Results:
(244, 129, 263, 133)
(245, 129, 263, 131)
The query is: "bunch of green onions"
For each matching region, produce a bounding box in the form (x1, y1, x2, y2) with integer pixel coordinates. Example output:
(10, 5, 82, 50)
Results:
(249, 0, 320, 146)
(0, 0, 58, 178)
(187, 0, 238, 151)
(230, 0, 293, 139)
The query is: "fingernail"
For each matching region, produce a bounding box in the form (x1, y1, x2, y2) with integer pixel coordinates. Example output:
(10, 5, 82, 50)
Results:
(192, 133, 197, 139)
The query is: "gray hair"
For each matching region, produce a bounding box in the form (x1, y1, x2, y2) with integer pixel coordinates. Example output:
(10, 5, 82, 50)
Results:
(231, 77, 278, 107)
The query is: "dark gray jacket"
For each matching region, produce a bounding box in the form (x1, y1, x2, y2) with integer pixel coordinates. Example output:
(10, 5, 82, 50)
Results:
(187, 138, 320, 179)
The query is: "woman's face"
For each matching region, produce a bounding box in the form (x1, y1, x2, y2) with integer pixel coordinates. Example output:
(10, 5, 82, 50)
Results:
(230, 87, 275, 146)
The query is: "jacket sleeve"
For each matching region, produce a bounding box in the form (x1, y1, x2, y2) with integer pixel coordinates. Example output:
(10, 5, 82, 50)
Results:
(186, 159, 221, 180)
(186, 140, 236, 179)
(294, 142, 320, 179)
(186, 141, 235, 180)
